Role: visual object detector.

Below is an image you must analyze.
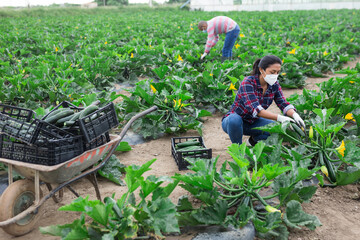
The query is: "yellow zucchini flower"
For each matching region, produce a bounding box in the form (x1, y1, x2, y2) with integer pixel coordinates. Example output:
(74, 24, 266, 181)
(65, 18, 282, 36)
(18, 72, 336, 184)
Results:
(336, 141, 345, 157)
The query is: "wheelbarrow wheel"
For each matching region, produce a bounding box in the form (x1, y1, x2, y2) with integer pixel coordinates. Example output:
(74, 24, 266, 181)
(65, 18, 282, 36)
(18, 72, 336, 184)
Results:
(0, 179, 43, 236)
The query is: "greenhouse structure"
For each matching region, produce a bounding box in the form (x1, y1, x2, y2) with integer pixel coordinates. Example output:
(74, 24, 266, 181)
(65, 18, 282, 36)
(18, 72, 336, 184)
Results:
(190, 0, 360, 11)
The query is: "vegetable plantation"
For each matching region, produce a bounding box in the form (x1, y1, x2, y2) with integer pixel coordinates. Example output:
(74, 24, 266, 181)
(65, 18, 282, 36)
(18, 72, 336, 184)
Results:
(0, 6, 360, 240)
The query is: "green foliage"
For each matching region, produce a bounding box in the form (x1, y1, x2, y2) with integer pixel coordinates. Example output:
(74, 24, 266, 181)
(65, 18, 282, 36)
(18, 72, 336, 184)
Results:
(40, 159, 180, 239)
(174, 142, 320, 237)
(97, 155, 126, 186)
(1, 8, 359, 136)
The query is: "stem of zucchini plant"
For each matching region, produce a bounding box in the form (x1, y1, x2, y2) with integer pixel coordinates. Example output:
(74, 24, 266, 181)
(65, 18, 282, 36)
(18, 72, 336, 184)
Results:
(284, 133, 320, 150)
(254, 177, 264, 187)
(253, 179, 268, 190)
(220, 191, 246, 199)
(228, 198, 241, 208)
(214, 178, 243, 192)
(262, 193, 279, 200)
(255, 210, 268, 215)
(256, 214, 266, 220)
(245, 171, 253, 192)
(252, 192, 269, 207)
(253, 153, 258, 176)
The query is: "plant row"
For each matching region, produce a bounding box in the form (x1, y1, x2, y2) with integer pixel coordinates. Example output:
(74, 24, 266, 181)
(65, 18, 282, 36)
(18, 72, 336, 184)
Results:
(40, 63, 360, 239)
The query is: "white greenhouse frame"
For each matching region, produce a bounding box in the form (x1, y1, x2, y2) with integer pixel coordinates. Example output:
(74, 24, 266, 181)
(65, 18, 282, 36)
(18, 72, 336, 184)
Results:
(190, 0, 360, 11)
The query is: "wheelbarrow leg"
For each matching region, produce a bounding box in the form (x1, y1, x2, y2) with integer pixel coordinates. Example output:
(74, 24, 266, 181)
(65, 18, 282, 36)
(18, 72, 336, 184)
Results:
(66, 185, 80, 198)
(86, 173, 102, 201)
(45, 183, 63, 203)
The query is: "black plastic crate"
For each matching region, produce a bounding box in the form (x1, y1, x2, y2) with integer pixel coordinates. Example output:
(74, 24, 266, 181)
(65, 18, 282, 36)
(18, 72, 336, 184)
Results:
(0, 104, 35, 122)
(84, 132, 110, 151)
(0, 114, 74, 145)
(171, 136, 212, 171)
(78, 102, 119, 143)
(0, 134, 84, 166)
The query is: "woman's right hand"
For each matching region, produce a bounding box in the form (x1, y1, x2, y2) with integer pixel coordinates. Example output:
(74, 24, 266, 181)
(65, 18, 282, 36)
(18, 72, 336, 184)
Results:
(277, 115, 295, 123)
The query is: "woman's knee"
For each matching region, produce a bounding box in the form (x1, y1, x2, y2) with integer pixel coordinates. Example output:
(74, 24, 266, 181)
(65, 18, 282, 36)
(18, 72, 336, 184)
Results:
(227, 114, 243, 129)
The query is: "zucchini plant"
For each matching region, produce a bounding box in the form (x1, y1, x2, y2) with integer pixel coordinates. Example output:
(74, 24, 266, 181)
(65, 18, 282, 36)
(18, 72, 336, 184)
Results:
(40, 159, 180, 239)
(257, 108, 360, 186)
(173, 141, 321, 238)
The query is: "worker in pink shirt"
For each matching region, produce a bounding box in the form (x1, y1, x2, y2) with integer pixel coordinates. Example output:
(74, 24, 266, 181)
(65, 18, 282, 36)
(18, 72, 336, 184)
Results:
(198, 16, 240, 63)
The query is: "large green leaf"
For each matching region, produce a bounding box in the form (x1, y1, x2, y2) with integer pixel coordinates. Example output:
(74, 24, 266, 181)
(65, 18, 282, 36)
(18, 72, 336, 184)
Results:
(256, 224, 289, 240)
(284, 200, 321, 230)
(40, 215, 88, 239)
(144, 198, 180, 236)
(262, 164, 292, 181)
(227, 143, 249, 168)
(253, 212, 282, 233)
(176, 195, 194, 211)
(116, 142, 132, 152)
(125, 158, 157, 193)
(336, 166, 360, 186)
(59, 196, 99, 212)
(193, 199, 228, 225)
(153, 65, 169, 79)
(140, 175, 172, 199)
(98, 155, 126, 186)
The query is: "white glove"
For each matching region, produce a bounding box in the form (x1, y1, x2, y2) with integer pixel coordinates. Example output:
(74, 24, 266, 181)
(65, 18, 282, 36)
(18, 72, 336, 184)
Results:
(292, 112, 305, 128)
(200, 53, 207, 60)
(277, 115, 295, 124)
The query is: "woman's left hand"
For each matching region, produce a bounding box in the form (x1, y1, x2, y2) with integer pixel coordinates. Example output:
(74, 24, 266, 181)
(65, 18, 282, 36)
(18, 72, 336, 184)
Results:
(292, 112, 305, 128)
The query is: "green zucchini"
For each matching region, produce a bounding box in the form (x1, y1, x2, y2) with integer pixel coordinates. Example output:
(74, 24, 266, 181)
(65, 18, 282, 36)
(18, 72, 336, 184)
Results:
(44, 109, 74, 124)
(176, 139, 201, 149)
(79, 105, 99, 119)
(69, 112, 82, 121)
(45, 108, 68, 120)
(291, 122, 305, 137)
(178, 145, 205, 152)
(55, 113, 75, 126)
(64, 120, 75, 127)
(323, 152, 337, 183)
(318, 151, 325, 166)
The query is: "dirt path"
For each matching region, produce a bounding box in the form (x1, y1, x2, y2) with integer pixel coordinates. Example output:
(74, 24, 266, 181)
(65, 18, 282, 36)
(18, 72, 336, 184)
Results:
(1, 57, 359, 240)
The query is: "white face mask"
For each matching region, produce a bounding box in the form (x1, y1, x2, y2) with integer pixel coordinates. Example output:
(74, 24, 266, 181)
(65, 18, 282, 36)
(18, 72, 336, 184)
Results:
(261, 71, 278, 86)
(202, 30, 207, 33)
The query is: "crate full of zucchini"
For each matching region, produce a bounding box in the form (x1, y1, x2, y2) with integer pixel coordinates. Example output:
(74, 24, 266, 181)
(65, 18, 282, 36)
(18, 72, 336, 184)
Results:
(0, 101, 119, 166)
(171, 136, 212, 171)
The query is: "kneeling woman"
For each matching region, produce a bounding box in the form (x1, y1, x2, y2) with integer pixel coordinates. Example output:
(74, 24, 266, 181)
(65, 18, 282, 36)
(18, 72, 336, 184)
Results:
(222, 55, 305, 146)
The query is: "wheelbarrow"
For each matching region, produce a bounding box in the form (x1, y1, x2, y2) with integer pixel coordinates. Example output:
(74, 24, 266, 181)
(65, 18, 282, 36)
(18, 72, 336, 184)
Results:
(0, 106, 157, 236)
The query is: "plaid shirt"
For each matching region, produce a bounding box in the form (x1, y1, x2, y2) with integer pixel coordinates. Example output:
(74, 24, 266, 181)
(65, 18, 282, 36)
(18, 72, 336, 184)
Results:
(223, 74, 295, 124)
(204, 16, 237, 53)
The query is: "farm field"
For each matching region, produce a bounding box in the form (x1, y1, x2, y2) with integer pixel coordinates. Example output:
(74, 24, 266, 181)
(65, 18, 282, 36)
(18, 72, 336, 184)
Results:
(0, 6, 360, 240)
(0, 63, 359, 239)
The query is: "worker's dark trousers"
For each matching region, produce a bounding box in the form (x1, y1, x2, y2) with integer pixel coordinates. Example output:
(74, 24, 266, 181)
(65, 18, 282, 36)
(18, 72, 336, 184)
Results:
(222, 25, 240, 58)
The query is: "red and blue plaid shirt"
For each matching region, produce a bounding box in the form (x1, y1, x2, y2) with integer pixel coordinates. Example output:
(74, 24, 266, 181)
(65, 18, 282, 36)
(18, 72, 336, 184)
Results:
(223, 74, 295, 124)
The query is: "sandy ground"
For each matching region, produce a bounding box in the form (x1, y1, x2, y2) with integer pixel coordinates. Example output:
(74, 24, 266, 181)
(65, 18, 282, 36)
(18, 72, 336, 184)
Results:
(1, 57, 360, 240)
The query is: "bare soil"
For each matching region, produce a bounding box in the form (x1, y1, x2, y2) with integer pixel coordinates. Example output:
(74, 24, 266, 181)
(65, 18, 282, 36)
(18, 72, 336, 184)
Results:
(1, 57, 360, 240)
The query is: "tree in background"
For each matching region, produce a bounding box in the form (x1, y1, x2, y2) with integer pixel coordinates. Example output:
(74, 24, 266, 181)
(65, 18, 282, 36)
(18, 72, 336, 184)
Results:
(167, 0, 187, 3)
(95, 0, 129, 6)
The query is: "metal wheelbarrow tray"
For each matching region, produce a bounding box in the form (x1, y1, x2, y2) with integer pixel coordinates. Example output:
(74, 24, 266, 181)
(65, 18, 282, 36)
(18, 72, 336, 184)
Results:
(0, 106, 157, 237)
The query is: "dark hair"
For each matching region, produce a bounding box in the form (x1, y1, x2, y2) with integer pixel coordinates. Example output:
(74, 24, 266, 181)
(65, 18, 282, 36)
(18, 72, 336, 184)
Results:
(250, 55, 282, 75)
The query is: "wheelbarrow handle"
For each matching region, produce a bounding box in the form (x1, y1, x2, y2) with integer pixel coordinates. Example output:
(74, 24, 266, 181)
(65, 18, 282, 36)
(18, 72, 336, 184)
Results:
(118, 106, 158, 141)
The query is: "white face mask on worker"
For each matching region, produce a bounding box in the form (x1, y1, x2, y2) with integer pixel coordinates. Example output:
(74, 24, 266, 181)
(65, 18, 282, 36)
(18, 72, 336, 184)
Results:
(262, 71, 278, 86)
(202, 30, 207, 33)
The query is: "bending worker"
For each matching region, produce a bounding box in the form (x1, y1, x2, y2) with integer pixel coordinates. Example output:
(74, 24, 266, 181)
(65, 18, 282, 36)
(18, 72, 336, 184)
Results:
(198, 16, 240, 63)
(221, 55, 305, 146)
